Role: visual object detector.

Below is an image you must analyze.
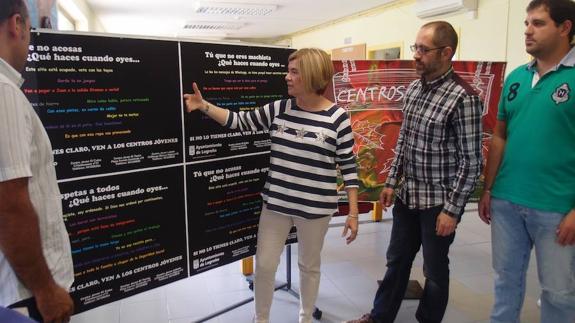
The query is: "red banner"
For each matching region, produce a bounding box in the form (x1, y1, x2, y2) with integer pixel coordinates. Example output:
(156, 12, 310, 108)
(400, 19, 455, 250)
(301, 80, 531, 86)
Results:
(329, 60, 506, 201)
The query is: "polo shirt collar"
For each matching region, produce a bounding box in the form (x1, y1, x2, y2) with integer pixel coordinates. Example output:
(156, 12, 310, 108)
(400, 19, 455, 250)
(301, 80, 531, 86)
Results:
(527, 46, 575, 71)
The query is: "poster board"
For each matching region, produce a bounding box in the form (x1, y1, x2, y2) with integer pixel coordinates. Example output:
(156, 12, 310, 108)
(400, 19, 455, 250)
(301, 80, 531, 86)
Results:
(22, 31, 294, 312)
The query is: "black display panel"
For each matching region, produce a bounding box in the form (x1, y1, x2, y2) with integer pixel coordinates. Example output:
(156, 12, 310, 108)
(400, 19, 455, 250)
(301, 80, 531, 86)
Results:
(20, 31, 294, 313)
(181, 42, 291, 161)
(23, 33, 183, 180)
(61, 167, 187, 312)
(187, 155, 268, 275)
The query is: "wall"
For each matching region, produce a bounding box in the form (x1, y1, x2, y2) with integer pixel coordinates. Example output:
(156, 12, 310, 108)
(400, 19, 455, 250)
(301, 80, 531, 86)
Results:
(288, 0, 532, 75)
(507, 0, 532, 71)
(60, 0, 105, 32)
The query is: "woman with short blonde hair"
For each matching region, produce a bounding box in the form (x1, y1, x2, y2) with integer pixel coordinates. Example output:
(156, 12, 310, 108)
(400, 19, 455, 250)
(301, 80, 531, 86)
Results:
(184, 47, 359, 323)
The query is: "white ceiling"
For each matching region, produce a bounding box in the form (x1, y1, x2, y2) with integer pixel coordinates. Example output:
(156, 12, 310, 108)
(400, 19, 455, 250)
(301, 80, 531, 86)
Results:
(83, 0, 400, 41)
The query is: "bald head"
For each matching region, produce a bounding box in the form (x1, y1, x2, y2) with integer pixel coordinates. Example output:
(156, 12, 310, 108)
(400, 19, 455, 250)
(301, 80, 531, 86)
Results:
(421, 21, 458, 59)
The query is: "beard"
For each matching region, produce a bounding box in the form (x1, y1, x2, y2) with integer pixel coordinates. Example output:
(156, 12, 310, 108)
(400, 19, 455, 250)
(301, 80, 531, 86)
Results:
(415, 60, 440, 78)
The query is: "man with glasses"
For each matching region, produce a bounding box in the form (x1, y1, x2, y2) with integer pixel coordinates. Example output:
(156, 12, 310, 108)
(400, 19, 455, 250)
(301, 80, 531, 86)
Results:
(0, 0, 74, 322)
(346, 21, 483, 323)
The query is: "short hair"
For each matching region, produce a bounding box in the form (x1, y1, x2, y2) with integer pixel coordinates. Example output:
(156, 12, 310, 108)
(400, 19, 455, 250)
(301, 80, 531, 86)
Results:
(0, 0, 28, 23)
(421, 21, 458, 59)
(288, 48, 334, 95)
(527, 0, 575, 42)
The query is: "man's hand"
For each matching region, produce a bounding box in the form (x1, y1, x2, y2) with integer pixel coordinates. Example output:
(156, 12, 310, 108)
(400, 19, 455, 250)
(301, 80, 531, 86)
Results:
(478, 190, 492, 225)
(183, 82, 205, 113)
(342, 215, 358, 244)
(557, 209, 575, 246)
(0, 178, 73, 323)
(379, 188, 395, 210)
(436, 212, 457, 236)
(35, 282, 74, 323)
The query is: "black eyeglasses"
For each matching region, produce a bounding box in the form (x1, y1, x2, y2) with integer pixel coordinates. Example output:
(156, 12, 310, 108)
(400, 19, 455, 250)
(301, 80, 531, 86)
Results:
(410, 45, 447, 54)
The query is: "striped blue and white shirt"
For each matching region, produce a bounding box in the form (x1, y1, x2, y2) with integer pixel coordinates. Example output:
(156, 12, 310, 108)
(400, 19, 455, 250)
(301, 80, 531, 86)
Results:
(225, 98, 358, 219)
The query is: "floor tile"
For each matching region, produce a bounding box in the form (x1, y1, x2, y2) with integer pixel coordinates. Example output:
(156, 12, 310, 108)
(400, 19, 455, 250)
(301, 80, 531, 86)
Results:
(119, 298, 169, 323)
(69, 204, 544, 323)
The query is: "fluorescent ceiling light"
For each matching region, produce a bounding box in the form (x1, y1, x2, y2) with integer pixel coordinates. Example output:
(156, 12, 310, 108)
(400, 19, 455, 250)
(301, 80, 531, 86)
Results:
(193, 2, 277, 16)
(176, 32, 229, 40)
(183, 21, 245, 30)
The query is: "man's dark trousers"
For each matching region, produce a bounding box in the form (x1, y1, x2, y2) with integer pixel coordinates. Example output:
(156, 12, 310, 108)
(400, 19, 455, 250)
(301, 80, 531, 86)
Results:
(370, 199, 457, 323)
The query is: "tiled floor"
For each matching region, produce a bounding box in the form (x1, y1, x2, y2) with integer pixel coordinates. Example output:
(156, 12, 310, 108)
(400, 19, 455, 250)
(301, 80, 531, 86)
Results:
(70, 203, 542, 323)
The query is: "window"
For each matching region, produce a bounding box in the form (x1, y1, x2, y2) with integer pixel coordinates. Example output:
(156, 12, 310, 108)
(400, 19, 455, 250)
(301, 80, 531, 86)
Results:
(368, 42, 403, 60)
(57, 5, 76, 30)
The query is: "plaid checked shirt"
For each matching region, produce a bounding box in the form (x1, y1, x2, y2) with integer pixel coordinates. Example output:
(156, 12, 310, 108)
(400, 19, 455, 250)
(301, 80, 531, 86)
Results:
(385, 67, 483, 217)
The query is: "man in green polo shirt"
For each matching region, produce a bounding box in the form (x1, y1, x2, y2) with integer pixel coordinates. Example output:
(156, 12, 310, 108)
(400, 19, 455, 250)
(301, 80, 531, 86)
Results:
(478, 0, 575, 322)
